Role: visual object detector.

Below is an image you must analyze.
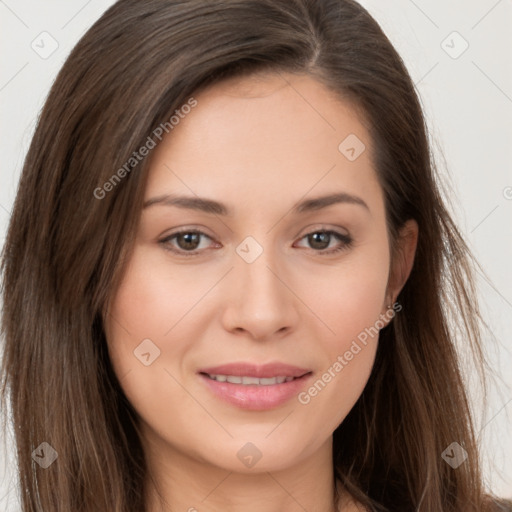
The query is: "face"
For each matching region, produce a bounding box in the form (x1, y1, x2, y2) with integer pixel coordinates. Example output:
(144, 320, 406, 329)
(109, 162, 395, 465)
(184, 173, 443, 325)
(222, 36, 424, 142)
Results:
(105, 72, 402, 474)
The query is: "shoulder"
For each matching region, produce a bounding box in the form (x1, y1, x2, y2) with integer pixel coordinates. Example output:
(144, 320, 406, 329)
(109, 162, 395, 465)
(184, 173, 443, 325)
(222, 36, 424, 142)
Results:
(339, 497, 370, 512)
(350, 504, 369, 512)
(335, 481, 370, 511)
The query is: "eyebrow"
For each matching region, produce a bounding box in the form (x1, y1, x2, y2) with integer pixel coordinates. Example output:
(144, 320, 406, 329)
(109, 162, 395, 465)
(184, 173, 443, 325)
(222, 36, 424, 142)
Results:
(142, 192, 369, 215)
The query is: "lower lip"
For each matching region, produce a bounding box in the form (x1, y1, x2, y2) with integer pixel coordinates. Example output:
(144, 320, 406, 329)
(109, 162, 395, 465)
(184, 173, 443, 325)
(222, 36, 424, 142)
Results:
(198, 373, 313, 411)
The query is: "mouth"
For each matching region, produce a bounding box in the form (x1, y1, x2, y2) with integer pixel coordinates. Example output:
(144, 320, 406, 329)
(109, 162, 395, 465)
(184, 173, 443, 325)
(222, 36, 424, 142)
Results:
(200, 373, 305, 385)
(196, 362, 313, 410)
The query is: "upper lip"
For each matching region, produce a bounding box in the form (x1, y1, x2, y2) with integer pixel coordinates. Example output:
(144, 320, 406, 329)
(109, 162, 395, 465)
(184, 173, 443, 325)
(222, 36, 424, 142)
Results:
(198, 362, 312, 379)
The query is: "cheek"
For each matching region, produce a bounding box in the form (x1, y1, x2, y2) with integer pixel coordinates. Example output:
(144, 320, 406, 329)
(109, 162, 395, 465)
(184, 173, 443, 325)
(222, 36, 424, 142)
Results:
(104, 250, 208, 443)
(108, 245, 217, 341)
(296, 284, 382, 433)
(293, 244, 389, 422)
(302, 243, 390, 347)
(104, 247, 206, 398)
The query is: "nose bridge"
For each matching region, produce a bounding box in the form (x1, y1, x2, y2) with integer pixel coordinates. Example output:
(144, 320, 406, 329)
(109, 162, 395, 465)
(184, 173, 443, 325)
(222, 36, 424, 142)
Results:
(238, 239, 286, 306)
(221, 237, 298, 338)
(241, 250, 281, 299)
(235, 232, 278, 282)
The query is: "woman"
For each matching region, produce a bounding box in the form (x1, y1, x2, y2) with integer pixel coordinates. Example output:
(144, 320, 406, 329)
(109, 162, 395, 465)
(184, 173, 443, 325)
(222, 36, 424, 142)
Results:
(1, 0, 510, 510)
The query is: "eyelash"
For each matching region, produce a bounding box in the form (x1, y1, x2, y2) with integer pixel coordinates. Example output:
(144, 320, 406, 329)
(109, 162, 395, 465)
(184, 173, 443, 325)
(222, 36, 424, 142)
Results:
(159, 228, 353, 257)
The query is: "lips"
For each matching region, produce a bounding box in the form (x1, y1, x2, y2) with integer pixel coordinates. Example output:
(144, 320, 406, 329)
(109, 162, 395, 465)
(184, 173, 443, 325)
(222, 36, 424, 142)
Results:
(197, 362, 313, 410)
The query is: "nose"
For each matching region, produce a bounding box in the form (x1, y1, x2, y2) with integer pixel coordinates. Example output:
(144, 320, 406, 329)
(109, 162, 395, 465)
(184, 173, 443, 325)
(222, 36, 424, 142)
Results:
(220, 248, 300, 340)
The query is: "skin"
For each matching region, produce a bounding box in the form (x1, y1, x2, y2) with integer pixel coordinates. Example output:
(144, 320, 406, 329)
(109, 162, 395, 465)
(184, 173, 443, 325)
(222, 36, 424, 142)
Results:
(105, 72, 418, 512)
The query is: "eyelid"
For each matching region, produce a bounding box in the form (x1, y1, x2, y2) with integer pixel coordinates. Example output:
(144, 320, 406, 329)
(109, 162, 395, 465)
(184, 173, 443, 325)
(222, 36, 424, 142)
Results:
(295, 223, 350, 239)
(160, 226, 216, 243)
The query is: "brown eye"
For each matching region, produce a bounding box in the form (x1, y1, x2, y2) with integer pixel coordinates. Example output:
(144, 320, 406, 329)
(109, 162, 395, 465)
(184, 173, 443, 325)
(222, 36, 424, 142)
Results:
(175, 232, 201, 251)
(307, 232, 331, 250)
(295, 229, 353, 254)
(160, 230, 216, 256)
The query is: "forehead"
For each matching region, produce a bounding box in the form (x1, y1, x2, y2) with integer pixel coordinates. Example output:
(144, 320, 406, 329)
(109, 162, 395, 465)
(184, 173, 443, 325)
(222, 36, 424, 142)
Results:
(144, 72, 382, 214)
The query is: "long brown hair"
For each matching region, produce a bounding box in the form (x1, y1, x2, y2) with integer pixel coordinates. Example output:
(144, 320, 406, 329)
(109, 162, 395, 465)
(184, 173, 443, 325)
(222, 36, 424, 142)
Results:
(1, 0, 510, 510)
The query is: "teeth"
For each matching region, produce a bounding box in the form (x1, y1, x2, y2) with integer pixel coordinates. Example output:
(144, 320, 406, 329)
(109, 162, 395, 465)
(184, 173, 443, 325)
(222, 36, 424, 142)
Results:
(207, 374, 296, 385)
(241, 376, 260, 385)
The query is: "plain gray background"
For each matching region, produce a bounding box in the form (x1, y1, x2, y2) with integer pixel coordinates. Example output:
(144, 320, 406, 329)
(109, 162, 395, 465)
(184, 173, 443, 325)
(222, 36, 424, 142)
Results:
(1, 0, 511, 509)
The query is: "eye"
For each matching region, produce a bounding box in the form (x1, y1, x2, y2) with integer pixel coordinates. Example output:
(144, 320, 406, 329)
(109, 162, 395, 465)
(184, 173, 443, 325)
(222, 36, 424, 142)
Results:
(159, 228, 353, 257)
(159, 229, 217, 256)
(294, 229, 353, 254)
